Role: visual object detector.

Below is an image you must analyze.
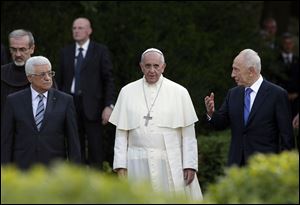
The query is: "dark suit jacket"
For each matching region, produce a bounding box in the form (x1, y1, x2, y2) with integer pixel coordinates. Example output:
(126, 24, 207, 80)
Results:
(1, 43, 9, 66)
(275, 54, 299, 93)
(56, 41, 115, 121)
(210, 79, 295, 166)
(1, 88, 81, 169)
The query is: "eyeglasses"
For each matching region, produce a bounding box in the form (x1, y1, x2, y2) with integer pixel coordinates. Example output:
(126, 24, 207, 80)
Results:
(9, 47, 31, 53)
(31, 71, 55, 78)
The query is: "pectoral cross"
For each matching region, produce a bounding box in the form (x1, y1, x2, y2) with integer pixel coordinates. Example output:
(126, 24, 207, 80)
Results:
(143, 112, 152, 126)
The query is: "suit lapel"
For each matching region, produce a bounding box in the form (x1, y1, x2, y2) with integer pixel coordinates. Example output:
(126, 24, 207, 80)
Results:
(292, 55, 298, 64)
(39, 88, 56, 131)
(80, 41, 93, 72)
(69, 44, 76, 72)
(23, 88, 37, 130)
(237, 87, 245, 127)
(247, 80, 269, 124)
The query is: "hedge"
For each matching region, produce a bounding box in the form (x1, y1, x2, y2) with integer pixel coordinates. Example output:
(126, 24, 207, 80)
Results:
(203, 151, 299, 204)
(1, 162, 198, 204)
(197, 130, 231, 193)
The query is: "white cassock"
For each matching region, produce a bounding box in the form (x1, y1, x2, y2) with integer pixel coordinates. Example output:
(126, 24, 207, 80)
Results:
(109, 75, 203, 200)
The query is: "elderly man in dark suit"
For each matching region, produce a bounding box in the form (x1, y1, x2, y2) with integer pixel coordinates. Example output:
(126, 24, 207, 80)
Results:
(204, 49, 295, 167)
(56, 17, 115, 169)
(1, 56, 81, 170)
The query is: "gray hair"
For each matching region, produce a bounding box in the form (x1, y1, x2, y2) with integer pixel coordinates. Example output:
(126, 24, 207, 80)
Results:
(9, 29, 35, 47)
(140, 48, 165, 63)
(25, 56, 52, 76)
(239, 49, 261, 73)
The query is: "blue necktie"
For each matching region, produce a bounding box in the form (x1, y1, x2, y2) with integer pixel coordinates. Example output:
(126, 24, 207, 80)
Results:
(244, 87, 253, 125)
(35, 94, 45, 131)
(75, 47, 83, 95)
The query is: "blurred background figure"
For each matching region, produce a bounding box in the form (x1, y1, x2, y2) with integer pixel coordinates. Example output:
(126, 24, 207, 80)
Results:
(260, 17, 278, 50)
(1, 43, 9, 65)
(271, 32, 299, 120)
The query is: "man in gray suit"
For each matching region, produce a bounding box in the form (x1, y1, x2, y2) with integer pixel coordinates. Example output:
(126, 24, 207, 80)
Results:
(1, 56, 81, 170)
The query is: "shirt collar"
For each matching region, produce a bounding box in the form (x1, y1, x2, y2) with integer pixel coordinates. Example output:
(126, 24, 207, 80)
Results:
(30, 85, 48, 100)
(282, 52, 292, 58)
(248, 75, 263, 93)
(76, 39, 90, 51)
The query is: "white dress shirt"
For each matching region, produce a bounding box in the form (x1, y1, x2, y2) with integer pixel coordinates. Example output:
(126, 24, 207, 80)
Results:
(71, 39, 90, 94)
(282, 52, 293, 64)
(31, 86, 48, 117)
(247, 74, 263, 111)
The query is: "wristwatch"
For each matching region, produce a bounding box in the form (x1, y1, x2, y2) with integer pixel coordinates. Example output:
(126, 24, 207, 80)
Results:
(109, 104, 114, 110)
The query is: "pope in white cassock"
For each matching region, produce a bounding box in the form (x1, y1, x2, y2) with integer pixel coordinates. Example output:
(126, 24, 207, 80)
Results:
(109, 48, 203, 200)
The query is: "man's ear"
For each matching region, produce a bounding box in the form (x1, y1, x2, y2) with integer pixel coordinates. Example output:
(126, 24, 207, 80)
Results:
(139, 62, 144, 71)
(27, 75, 32, 83)
(249, 66, 256, 76)
(161, 63, 166, 73)
(29, 45, 35, 55)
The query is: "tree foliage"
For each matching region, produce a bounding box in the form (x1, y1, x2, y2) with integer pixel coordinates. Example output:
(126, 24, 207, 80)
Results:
(1, 1, 264, 133)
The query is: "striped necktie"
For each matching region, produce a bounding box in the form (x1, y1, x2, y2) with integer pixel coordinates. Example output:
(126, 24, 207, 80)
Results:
(35, 94, 45, 131)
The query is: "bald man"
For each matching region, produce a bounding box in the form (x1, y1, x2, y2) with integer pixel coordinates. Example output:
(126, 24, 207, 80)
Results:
(56, 17, 115, 169)
(204, 49, 295, 167)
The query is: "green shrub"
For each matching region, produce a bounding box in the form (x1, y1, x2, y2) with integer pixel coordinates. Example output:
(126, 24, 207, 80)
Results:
(1, 162, 199, 204)
(197, 130, 231, 193)
(203, 151, 299, 204)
